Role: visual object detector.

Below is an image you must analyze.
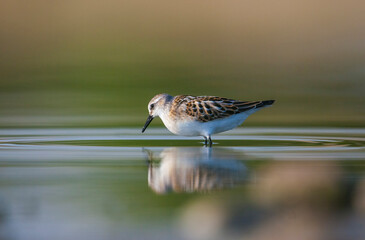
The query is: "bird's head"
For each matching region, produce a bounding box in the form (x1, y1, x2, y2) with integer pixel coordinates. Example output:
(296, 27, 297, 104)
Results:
(142, 93, 172, 133)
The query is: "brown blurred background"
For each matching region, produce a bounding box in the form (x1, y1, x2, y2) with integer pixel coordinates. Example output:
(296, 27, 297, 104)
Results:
(0, 0, 364, 127)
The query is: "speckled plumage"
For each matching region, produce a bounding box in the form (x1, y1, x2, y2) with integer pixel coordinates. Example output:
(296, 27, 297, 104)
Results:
(142, 93, 275, 146)
(170, 95, 270, 122)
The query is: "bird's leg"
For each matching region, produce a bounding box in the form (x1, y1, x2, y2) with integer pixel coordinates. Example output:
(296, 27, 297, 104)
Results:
(208, 136, 212, 147)
(203, 136, 208, 145)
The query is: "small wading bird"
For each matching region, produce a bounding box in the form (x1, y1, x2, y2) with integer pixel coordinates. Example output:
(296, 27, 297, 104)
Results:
(142, 94, 275, 146)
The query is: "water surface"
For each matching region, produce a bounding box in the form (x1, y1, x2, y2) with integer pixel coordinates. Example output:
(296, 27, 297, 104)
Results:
(0, 127, 364, 240)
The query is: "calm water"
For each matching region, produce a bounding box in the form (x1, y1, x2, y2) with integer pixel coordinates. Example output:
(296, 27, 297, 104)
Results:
(0, 127, 365, 240)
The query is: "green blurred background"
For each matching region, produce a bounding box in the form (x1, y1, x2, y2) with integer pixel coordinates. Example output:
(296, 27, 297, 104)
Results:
(0, 0, 364, 128)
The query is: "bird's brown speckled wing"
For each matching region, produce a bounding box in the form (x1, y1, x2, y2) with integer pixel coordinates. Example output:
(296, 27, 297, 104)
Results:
(169, 95, 195, 118)
(173, 96, 272, 122)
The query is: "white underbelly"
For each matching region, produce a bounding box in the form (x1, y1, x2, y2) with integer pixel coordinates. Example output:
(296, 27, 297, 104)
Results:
(160, 109, 258, 136)
(202, 111, 253, 135)
(162, 118, 201, 136)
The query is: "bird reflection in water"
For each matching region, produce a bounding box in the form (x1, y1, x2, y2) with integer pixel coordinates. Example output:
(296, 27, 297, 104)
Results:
(146, 147, 248, 194)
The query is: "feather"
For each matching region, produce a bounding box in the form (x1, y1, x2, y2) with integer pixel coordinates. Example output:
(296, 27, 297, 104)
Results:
(170, 95, 274, 123)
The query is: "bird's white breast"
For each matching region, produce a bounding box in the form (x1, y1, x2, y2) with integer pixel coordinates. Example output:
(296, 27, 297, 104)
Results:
(159, 109, 259, 136)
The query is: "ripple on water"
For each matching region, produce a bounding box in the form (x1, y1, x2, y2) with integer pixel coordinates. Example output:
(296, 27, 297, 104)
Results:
(0, 127, 364, 163)
(0, 128, 365, 240)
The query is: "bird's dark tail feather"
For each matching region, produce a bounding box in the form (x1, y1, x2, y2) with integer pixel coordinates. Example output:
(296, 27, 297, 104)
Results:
(257, 100, 275, 108)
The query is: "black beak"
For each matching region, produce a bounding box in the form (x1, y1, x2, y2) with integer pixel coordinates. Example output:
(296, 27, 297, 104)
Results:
(142, 115, 154, 133)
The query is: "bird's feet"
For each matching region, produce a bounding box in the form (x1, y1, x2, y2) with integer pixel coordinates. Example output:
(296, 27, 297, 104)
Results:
(203, 136, 212, 147)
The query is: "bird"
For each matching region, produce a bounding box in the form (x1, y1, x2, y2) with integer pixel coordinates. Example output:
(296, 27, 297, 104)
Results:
(142, 94, 275, 146)
(147, 147, 247, 194)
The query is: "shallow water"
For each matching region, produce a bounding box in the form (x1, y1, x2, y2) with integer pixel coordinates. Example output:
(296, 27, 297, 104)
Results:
(0, 127, 365, 240)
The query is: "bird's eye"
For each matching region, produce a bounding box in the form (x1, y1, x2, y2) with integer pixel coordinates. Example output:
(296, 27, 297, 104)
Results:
(150, 104, 155, 110)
